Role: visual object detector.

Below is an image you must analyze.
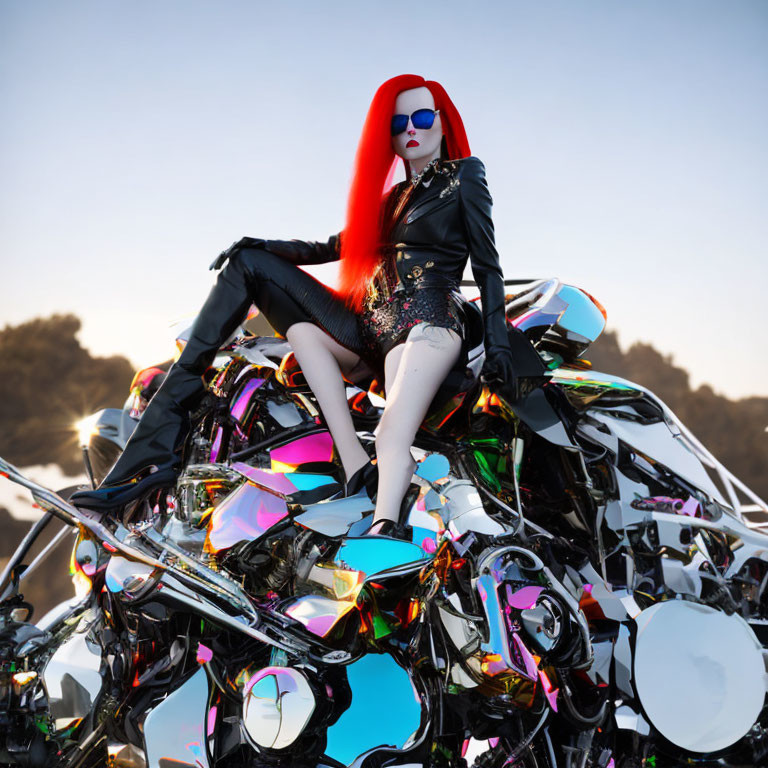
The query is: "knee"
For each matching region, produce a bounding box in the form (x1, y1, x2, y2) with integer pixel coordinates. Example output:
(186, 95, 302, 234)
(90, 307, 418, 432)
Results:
(286, 322, 321, 347)
(226, 245, 278, 280)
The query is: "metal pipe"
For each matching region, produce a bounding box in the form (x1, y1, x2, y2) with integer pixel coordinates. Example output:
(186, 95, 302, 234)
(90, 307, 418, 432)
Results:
(18, 525, 73, 582)
(0, 511, 53, 598)
(81, 446, 97, 489)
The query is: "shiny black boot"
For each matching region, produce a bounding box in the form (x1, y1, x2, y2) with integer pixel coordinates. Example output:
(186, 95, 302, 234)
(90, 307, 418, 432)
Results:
(70, 252, 258, 512)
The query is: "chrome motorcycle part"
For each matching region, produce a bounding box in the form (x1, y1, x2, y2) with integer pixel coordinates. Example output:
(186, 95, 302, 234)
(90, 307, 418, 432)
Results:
(205, 480, 289, 553)
(508, 278, 607, 360)
(293, 494, 374, 536)
(42, 626, 103, 730)
(242, 666, 316, 749)
(176, 463, 241, 527)
(284, 594, 359, 638)
(633, 600, 766, 752)
(440, 479, 507, 536)
(4, 290, 768, 768)
(105, 555, 157, 598)
(143, 667, 210, 768)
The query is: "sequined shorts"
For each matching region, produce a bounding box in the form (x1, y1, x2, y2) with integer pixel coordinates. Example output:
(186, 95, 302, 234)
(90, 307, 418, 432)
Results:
(358, 288, 464, 359)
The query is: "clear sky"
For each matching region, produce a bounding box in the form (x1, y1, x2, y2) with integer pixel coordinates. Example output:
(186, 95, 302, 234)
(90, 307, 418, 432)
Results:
(1, 1, 766, 399)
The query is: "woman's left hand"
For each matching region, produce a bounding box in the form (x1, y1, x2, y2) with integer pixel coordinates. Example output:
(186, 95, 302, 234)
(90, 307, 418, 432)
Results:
(481, 345, 519, 401)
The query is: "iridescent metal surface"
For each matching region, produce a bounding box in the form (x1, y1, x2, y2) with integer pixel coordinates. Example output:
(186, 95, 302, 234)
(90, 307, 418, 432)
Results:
(4, 277, 768, 768)
(242, 666, 316, 749)
(284, 594, 359, 637)
(42, 628, 103, 730)
(335, 537, 428, 577)
(143, 668, 210, 768)
(105, 555, 156, 596)
(205, 481, 289, 553)
(270, 431, 334, 471)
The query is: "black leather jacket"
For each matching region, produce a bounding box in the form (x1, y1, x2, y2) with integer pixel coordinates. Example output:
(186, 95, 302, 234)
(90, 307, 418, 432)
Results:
(258, 156, 512, 365)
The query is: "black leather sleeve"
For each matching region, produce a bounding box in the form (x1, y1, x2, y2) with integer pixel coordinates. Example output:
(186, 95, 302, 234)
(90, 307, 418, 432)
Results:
(211, 232, 342, 271)
(458, 157, 512, 355)
(261, 232, 342, 265)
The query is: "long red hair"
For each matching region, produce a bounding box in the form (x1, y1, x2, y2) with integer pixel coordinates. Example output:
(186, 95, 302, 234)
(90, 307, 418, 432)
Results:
(338, 75, 471, 310)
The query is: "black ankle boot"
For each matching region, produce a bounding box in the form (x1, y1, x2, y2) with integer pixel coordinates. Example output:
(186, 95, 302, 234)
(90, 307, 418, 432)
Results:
(70, 251, 259, 512)
(365, 518, 410, 539)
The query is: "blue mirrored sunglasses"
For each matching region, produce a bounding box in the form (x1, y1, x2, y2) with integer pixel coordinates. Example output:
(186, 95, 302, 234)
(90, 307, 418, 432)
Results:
(390, 108, 440, 137)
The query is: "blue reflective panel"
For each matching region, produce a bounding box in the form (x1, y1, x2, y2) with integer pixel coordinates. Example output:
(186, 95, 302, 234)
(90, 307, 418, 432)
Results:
(557, 285, 606, 341)
(415, 453, 450, 483)
(325, 654, 421, 763)
(286, 473, 337, 491)
(336, 538, 428, 576)
(251, 673, 278, 702)
(411, 526, 438, 552)
(514, 309, 562, 333)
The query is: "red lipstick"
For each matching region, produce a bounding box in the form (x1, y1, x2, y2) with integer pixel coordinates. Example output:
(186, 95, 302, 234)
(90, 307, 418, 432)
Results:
(406, 139, 419, 148)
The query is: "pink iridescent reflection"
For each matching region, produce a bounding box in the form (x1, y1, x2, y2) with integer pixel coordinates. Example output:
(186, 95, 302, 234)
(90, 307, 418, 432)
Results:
(271, 431, 334, 470)
(539, 669, 559, 712)
(230, 378, 265, 423)
(284, 595, 356, 638)
(206, 483, 288, 553)
(231, 463, 299, 497)
(196, 643, 213, 664)
(210, 426, 223, 463)
(506, 585, 544, 610)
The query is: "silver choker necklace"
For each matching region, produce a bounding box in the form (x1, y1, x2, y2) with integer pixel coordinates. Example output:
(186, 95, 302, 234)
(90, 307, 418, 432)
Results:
(410, 157, 440, 187)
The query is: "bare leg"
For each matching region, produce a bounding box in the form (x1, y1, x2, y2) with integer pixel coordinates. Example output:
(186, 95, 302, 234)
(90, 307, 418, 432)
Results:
(373, 325, 462, 524)
(286, 322, 371, 479)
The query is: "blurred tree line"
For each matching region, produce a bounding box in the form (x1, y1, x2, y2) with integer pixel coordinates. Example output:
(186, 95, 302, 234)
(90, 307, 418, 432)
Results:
(0, 314, 135, 616)
(0, 314, 134, 473)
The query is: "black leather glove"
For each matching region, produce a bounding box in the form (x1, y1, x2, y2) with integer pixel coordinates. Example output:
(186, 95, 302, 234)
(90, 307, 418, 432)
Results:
(210, 237, 266, 270)
(481, 344, 519, 402)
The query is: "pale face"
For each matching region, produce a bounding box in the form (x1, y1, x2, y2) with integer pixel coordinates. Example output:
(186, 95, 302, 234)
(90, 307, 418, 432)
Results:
(390, 86, 443, 164)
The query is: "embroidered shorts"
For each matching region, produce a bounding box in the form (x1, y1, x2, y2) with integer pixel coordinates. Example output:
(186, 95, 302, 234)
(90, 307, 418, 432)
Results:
(358, 287, 464, 359)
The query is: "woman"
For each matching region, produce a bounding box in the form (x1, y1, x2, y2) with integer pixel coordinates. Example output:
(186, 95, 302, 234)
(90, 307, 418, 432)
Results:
(71, 74, 516, 536)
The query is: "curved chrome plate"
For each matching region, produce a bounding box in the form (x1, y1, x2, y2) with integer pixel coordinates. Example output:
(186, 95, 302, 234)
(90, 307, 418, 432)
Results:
(144, 667, 210, 768)
(42, 629, 102, 729)
(634, 600, 765, 752)
(242, 667, 315, 749)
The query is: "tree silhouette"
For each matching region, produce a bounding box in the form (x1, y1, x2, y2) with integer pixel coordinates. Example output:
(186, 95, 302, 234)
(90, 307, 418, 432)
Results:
(589, 331, 768, 500)
(0, 314, 134, 474)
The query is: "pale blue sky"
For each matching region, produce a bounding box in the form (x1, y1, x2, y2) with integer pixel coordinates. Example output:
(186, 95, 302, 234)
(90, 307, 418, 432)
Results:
(1, 1, 766, 398)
